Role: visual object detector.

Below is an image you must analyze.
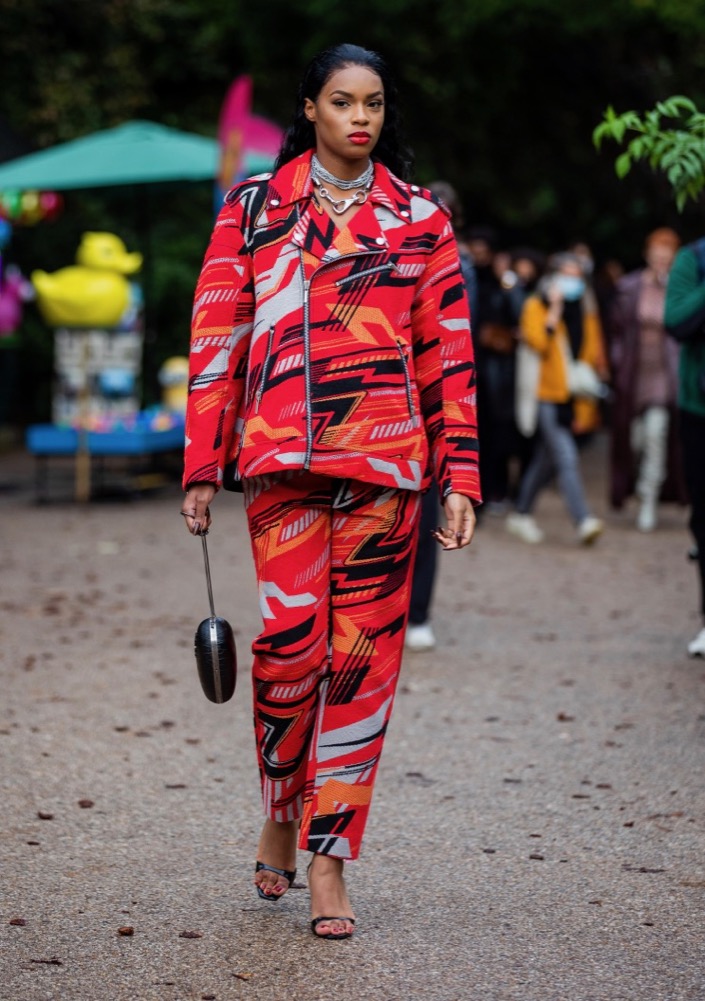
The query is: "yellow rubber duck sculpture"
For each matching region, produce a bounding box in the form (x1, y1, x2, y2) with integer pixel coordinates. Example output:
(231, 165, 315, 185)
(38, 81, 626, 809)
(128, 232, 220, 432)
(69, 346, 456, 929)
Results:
(31, 232, 143, 328)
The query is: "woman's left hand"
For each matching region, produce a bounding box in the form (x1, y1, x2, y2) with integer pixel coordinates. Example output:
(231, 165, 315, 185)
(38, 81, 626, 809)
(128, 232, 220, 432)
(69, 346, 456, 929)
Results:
(432, 492, 477, 550)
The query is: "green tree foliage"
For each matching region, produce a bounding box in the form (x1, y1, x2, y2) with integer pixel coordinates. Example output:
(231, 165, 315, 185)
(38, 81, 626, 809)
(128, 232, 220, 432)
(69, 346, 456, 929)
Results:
(594, 97, 705, 210)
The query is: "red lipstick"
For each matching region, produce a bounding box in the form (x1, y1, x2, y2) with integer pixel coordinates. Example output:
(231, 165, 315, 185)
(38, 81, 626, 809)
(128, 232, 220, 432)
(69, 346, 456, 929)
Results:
(349, 132, 370, 144)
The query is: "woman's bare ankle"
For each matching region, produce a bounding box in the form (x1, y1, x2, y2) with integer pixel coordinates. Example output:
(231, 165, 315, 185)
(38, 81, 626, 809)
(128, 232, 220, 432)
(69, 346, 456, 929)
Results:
(257, 818, 298, 863)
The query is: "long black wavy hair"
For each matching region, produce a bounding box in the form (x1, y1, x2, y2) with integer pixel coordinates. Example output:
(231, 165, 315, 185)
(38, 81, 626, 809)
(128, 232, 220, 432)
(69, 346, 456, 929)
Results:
(273, 43, 414, 181)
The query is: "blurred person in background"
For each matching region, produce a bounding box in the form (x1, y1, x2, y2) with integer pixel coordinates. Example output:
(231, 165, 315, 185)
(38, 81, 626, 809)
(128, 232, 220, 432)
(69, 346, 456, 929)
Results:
(405, 180, 478, 653)
(594, 257, 626, 333)
(665, 233, 705, 657)
(608, 227, 686, 531)
(468, 226, 520, 513)
(507, 251, 607, 545)
(568, 239, 604, 326)
(504, 246, 547, 477)
(568, 240, 596, 283)
(466, 226, 501, 354)
(504, 246, 546, 326)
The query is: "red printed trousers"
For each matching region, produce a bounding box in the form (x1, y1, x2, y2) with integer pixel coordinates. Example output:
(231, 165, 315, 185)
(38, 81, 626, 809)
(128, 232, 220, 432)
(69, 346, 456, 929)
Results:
(243, 472, 421, 860)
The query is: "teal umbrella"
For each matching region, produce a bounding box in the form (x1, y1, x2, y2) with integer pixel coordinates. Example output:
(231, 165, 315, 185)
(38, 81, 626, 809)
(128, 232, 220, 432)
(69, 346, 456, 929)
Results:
(0, 120, 219, 190)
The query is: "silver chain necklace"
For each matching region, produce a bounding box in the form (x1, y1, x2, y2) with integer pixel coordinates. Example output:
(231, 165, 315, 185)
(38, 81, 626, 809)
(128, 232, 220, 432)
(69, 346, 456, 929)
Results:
(311, 154, 374, 190)
(310, 154, 374, 215)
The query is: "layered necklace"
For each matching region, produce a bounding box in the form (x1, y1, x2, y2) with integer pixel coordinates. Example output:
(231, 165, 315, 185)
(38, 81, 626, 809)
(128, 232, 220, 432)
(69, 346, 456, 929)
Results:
(311, 154, 374, 215)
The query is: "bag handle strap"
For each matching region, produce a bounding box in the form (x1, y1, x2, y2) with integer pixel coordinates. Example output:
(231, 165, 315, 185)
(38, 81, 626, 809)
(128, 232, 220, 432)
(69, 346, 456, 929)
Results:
(200, 532, 216, 618)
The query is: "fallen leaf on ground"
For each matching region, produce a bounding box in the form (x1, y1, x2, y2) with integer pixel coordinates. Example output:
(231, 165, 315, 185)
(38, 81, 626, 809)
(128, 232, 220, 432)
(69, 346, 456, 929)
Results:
(622, 864, 665, 873)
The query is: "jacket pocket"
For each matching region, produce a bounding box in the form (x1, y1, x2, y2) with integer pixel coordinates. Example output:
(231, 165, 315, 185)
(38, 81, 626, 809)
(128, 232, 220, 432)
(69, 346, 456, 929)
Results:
(255, 324, 276, 411)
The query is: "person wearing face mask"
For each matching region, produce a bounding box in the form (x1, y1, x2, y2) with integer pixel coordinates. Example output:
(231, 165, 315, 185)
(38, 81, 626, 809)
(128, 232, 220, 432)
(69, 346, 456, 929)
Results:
(507, 252, 607, 545)
(608, 228, 687, 531)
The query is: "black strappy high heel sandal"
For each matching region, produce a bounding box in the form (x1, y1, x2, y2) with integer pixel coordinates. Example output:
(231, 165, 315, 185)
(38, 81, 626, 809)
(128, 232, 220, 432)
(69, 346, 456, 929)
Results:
(307, 858, 355, 939)
(254, 861, 297, 901)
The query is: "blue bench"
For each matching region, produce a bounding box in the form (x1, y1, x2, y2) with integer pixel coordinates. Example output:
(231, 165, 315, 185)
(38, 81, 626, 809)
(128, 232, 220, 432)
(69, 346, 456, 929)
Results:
(26, 423, 185, 501)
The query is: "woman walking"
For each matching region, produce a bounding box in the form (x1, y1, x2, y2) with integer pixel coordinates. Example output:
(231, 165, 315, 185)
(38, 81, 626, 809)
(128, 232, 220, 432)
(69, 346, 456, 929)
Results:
(607, 227, 686, 530)
(507, 252, 606, 545)
(180, 44, 481, 939)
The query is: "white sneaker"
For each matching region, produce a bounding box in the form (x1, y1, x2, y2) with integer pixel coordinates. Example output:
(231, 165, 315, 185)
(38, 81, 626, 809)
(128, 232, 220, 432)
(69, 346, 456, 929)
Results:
(506, 513, 545, 544)
(577, 516, 604, 546)
(688, 627, 705, 658)
(637, 500, 657, 532)
(405, 622, 436, 652)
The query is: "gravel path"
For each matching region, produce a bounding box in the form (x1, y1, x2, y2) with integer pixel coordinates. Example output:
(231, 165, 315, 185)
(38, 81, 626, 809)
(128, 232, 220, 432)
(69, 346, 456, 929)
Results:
(1, 436, 703, 1001)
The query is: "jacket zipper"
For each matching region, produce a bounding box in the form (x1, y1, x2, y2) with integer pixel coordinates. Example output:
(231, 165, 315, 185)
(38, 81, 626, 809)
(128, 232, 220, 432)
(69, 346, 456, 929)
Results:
(302, 268, 313, 469)
(255, 324, 275, 410)
(335, 262, 397, 286)
(395, 340, 416, 419)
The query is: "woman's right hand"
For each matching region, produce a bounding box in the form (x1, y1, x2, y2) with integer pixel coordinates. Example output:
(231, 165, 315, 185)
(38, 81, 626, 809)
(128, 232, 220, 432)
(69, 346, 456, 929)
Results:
(181, 483, 216, 535)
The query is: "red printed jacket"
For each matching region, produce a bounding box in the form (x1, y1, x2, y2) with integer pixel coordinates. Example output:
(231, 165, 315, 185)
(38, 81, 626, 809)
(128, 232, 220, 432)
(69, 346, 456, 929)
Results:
(183, 150, 480, 501)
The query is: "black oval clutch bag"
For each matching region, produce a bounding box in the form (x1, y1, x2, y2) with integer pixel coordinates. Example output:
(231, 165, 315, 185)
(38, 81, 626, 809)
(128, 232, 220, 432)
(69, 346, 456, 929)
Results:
(194, 533, 236, 704)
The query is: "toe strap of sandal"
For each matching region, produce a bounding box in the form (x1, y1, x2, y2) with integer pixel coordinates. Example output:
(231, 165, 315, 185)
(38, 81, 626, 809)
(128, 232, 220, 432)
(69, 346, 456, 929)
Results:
(255, 861, 297, 883)
(311, 916, 356, 929)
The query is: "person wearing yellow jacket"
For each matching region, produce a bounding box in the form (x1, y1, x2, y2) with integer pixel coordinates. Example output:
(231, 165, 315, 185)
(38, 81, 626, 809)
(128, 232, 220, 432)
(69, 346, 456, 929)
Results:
(507, 252, 607, 545)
